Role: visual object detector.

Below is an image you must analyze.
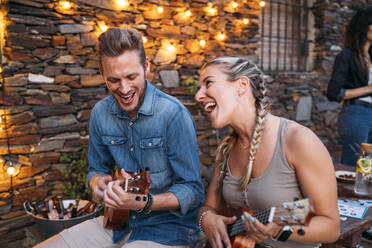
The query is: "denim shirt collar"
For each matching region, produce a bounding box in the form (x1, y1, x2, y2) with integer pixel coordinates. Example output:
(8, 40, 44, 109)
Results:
(110, 80, 155, 119)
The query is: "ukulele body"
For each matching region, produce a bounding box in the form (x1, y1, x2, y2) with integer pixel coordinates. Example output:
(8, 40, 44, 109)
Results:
(103, 170, 151, 229)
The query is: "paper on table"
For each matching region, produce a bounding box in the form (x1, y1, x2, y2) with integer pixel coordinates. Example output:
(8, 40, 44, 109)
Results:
(338, 199, 368, 219)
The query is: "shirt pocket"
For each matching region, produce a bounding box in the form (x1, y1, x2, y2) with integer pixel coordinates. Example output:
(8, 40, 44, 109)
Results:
(140, 137, 163, 149)
(102, 135, 127, 145)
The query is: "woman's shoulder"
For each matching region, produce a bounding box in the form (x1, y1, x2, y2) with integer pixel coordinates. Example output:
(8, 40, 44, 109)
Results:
(283, 119, 321, 152)
(336, 47, 353, 59)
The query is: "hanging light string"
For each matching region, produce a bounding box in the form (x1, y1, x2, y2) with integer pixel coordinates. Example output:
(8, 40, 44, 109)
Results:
(0, 1, 11, 158)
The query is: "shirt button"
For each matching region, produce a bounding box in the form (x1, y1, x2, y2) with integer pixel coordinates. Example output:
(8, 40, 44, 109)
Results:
(129, 121, 133, 126)
(132, 215, 136, 220)
(130, 147, 134, 152)
(188, 229, 193, 235)
(111, 140, 115, 144)
(148, 142, 152, 147)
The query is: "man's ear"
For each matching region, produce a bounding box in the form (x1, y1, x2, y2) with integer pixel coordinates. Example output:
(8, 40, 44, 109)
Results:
(145, 57, 150, 76)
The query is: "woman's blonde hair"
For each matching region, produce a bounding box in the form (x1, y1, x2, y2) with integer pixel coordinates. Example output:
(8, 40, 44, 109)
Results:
(202, 57, 269, 192)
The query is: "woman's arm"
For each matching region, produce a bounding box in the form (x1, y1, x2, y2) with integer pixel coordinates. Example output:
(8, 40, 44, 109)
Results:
(285, 123, 340, 243)
(344, 84, 372, 100)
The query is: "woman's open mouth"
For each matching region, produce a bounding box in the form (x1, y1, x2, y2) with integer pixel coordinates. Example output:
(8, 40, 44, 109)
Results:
(204, 102, 216, 113)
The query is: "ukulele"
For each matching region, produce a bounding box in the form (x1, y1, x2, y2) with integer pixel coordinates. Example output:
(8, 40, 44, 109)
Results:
(103, 170, 151, 229)
(205, 198, 315, 248)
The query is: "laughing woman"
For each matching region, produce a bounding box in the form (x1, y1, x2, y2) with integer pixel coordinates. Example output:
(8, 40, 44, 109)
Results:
(196, 57, 340, 248)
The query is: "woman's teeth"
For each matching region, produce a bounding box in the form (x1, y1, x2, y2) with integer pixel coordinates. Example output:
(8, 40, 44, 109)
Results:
(204, 102, 216, 113)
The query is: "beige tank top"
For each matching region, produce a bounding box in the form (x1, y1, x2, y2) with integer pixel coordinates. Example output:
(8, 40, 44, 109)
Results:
(222, 118, 318, 248)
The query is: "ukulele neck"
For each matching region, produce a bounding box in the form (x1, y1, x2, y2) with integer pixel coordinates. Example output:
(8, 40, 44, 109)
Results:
(227, 208, 274, 238)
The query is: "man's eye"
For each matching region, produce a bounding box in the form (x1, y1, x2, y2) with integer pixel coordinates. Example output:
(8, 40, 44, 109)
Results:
(128, 75, 137, 81)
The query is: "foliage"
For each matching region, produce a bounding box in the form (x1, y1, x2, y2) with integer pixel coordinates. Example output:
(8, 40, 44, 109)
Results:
(184, 76, 200, 95)
(60, 148, 91, 200)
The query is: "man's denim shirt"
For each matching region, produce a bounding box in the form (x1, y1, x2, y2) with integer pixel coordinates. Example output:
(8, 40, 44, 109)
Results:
(87, 81, 204, 247)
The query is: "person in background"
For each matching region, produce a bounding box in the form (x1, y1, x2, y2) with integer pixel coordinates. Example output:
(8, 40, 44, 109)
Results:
(196, 57, 340, 248)
(35, 26, 204, 248)
(327, 7, 372, 166)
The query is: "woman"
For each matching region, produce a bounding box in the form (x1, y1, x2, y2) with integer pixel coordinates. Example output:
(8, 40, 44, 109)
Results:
(327, 7, 372, 166)
(196, 57, 340, 248)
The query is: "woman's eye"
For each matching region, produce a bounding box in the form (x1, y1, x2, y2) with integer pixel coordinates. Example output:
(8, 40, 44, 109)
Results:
(205, 80, 212, 87)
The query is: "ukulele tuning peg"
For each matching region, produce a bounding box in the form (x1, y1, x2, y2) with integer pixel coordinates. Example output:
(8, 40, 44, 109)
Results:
(297, 226, 305, 236)
(293, 197, 299, 201)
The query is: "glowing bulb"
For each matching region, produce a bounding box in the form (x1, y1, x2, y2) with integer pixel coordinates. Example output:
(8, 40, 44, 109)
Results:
(185, 10, 191, 17)
(259, 1, 266, 7)
(142, 36, 148, 43)
(199, 40, 206, 47)
(157, 6, 164, 13)
(218, 33, 226, 40)
(209, 8, 216, 15)
(116, 0, 128, 9)
(7, 166, 15, 176)
(232, 2, 238, 8)
(59, 1, 71, 9)
(243, 18, 249, 24)
(0, 116, 2, 124)
(99, 23, 108, 32)
(168, 45, 175, 52)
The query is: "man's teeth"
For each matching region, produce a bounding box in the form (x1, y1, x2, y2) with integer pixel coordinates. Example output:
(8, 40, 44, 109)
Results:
(123, 93, 134, 99)
(204, 102, 216, 112)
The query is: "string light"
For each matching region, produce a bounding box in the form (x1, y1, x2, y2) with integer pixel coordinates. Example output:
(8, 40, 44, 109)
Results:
(232, 1, 238, 8)
(185, 10, 191, 17)
(199, 40, 206, 47)
(168, 44, 175, 52)
(209, 7, 216, 15)
(142, 36, 148, 43)
(259, 1, 266, 7)
(243, 18, 249, 24)
(98, 22, 108, 32)
(59, 0, 71, 9)
(217, 33, 226, 41)
(116, 0, 128, 9)
(157, 6, 164, 13)
(7, 165, 15, 176)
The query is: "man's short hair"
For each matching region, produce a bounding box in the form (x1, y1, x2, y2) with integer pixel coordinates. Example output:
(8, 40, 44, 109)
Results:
(97, 26, 146, 73)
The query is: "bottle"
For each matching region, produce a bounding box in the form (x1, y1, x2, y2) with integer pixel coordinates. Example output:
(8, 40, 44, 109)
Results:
(354, 144, 372, 196)
(71, 200, 79, 218)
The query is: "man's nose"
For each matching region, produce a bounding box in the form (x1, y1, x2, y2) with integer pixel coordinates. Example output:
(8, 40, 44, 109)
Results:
(119, 80, 131, 94)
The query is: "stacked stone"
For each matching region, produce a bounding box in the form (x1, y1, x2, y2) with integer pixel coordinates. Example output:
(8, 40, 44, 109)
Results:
(0, 0, 260, 246)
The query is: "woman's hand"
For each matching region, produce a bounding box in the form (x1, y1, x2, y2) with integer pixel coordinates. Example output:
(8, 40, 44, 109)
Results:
(241, 212, 282, 243)
(203, 212, 237, 248)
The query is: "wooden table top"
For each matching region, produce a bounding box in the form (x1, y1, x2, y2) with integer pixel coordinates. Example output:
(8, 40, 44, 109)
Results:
(326, 163, 372, 247)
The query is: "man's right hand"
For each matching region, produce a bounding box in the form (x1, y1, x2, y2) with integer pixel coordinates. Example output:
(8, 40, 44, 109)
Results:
(90, 174, 113, 203)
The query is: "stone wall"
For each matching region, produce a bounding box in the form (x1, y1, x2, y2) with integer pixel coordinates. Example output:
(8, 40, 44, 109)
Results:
(0, 0, 371, 247)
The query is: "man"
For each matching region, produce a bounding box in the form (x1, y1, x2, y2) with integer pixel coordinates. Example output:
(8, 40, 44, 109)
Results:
(35, 26, 204, 248)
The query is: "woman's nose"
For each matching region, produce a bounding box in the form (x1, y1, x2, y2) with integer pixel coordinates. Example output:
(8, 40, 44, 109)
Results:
(195, 87, 205, 102)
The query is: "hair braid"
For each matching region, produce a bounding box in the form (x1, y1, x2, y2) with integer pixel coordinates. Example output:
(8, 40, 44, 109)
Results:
(239, 69, 269, 189)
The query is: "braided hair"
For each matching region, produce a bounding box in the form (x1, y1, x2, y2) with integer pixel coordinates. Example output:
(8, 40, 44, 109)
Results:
(203, 57, 270, 192)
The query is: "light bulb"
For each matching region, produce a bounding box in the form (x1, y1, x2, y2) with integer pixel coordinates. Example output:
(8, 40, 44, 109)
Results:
(218, 33, 226, 40)
(116, 0, 128, 9)
(168, 45, 175, 52)
(209, 8, 216, 15)
(158, 6, 164, 13)
(232, 2, 238, 8)
(99, 23, 108, 32)
(59, 1, 71, 9)
(199, 40, 206, 47)
(7, 166, 15, 176)
(243, 18, 249, 24)
(259, 1, 266, 7)
(142, 36, 148, 43)
(186, 10, 191, 17)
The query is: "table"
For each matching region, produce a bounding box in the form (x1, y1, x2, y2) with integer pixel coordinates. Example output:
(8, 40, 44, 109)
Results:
(322, 163, 372, 248)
